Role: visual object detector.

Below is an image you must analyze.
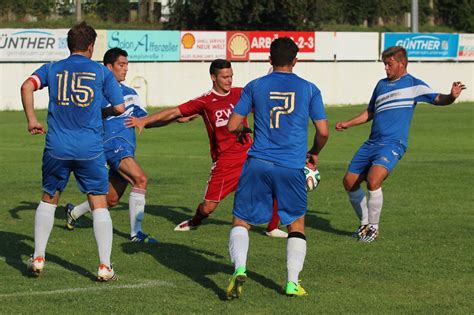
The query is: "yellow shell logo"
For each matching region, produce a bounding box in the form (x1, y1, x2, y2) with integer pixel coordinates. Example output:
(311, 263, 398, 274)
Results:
(229, 33, 249, 57)
(182, 33, 195, 49)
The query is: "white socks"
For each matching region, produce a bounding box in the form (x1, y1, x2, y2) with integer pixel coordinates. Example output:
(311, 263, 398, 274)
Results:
(92, 208, 113, 267)
(287, 235, 307, 284)
(33, 201, 57, 259)
(229, 226, 249, 270)
(368, 188, 383, 229)
(71, 201, 91, 219)
(129, 188, 146, 237)
(348, 188, 369, 225)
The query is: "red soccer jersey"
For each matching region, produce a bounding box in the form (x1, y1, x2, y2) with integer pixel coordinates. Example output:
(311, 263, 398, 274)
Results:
(178, 87, 252, 162)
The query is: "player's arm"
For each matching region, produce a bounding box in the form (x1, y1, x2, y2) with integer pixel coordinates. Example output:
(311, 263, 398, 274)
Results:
(335, 109, 373, 131)
(433, 81, 466, 106)
(102, 103, 125, 118)
(125, 106, 183, 134)
(227, 112, 252, 143)
(307, 119, 329, 167)
(20, 78, 45, 135)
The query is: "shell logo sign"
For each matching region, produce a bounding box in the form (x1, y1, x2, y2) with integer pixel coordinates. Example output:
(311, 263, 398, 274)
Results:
(227, 32, 250, 60)
(181, 33, 196, 49)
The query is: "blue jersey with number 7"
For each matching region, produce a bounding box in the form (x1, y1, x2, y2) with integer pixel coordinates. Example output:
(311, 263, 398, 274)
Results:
(233, 71, 326, 169)
(32, 54, 123, 160)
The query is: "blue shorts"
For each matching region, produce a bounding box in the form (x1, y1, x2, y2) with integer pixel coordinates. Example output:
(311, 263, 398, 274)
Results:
(232, 158, 307, 226)
(104, 138, 135, 176)
(42, 150, 109, 196)
(348, 142, 406, 174)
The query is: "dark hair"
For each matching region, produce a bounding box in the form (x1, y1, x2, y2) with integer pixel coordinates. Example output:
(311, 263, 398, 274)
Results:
(67, 21, 97, 53)
(270, 37, 298, 67)
(209, 59, 232, 76)
(382, 46, 408, 65)
(103, 47, 128, 66)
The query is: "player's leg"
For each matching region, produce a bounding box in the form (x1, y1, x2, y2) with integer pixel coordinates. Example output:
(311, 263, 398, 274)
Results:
(360, 143, 404, 242)
(227, 217, 251, 300)
(175, 158, 240, 231)
(174, 200, 219, 231)
(265, 198, 288, 238)
(64, 171, 128, 230)
(117, 157, 157, 243)
(75, 155, 117, 281)
(344, 143, 372, 238)
(227, 158, 274, 299)
(29, 153, 70, 274)
(286, 216, 307, 297)
(273, 165, 308, 296)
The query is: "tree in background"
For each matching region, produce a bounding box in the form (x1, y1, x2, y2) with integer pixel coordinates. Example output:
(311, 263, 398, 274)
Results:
(436, 0, 473, 32)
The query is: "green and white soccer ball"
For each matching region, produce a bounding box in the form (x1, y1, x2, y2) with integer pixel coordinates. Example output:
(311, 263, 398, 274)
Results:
(304, 165, 320, 192)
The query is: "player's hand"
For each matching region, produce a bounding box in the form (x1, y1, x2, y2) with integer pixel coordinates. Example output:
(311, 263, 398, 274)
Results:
(335, 121, 349, 131)
(450, 81, 466, 99)
(237, 126, 252, 144)
(177, 114, 199, 123)
(28, 120, 46, 135)
(306, 152, 319, 168)
(125, 117, 145, 134)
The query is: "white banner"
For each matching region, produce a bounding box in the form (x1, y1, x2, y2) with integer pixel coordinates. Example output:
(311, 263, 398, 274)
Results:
(334, 32, 379, 60)
(458, 33, 474, 60)
(180, 31, 226, 61)
(0, 29, 69, 61)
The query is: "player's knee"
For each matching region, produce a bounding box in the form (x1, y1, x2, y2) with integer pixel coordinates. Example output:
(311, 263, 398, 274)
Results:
(107, 195, 120, 207)
(343, 176, 356, 191)
(134, 173, 148, 189)
(367, 180, 382, 191)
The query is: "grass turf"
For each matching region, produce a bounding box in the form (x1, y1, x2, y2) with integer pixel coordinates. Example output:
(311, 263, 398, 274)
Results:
(0, 103, 472, 313)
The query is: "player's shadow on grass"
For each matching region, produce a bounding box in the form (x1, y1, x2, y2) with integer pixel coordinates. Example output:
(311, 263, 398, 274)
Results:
(0, 231, 96, 280)
(9, 201, 39, 219)
(122, 241, 282, 300)
(305, 209, 353, 237)
(145, 204, 230, 227)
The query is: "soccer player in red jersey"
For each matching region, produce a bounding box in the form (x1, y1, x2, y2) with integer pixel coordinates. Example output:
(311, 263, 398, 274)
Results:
(126, 59, 286, 237)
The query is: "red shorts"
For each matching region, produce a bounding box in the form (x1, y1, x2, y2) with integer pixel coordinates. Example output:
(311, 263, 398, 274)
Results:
(203, 156, 246, 202)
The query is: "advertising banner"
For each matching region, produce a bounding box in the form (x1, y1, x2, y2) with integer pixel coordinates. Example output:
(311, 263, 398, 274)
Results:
(226, 31, 316, 60)
(0, 29, 69, 61)
(180, 31, 226, 60)
(107, 30, 180, 61)
(457, 33, 474, 60)
(383, 33, 459, 59)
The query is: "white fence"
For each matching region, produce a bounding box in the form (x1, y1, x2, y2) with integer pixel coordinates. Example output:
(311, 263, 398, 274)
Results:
(1, 61, 472, 111)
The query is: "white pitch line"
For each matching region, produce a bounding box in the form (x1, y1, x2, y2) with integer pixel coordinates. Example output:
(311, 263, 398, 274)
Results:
(0, 280, 172, 299)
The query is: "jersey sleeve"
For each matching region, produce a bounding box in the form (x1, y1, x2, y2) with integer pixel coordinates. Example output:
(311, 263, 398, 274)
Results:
(102, 66, 124, 106)
(31, 63, 51, 89)
(309, 84, 326, 121)
(233, 81, 253, 116)
(178, 98, 204, 116)
(413, 79, 438, 104)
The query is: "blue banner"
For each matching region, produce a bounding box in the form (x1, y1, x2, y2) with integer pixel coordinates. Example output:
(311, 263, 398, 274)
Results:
(383, 33, 459, 59)
(107, 30, 180, 61)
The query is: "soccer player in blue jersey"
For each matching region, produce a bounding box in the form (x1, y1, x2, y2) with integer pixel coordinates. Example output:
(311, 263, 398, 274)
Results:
(335, 46, 466, 243)
(225, 37, 329, 298)
(20, 22, 125, 281)
(65, 48, 157, 244)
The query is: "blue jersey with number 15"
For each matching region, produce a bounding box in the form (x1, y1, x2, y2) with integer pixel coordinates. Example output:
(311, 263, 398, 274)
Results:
(33, 54, 124, 160)
(233, 71, 327, 169)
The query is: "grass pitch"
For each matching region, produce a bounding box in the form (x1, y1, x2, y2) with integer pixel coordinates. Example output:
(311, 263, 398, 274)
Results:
(0, 103, 473, 313)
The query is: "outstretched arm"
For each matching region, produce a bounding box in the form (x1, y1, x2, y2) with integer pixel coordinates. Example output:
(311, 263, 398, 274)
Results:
(20, 79, 45, 135)
(307, 119, 329, 167)
(125, 106, 183, 134)
(433, 81, 466, 106)
(335, 109, 373, 132)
